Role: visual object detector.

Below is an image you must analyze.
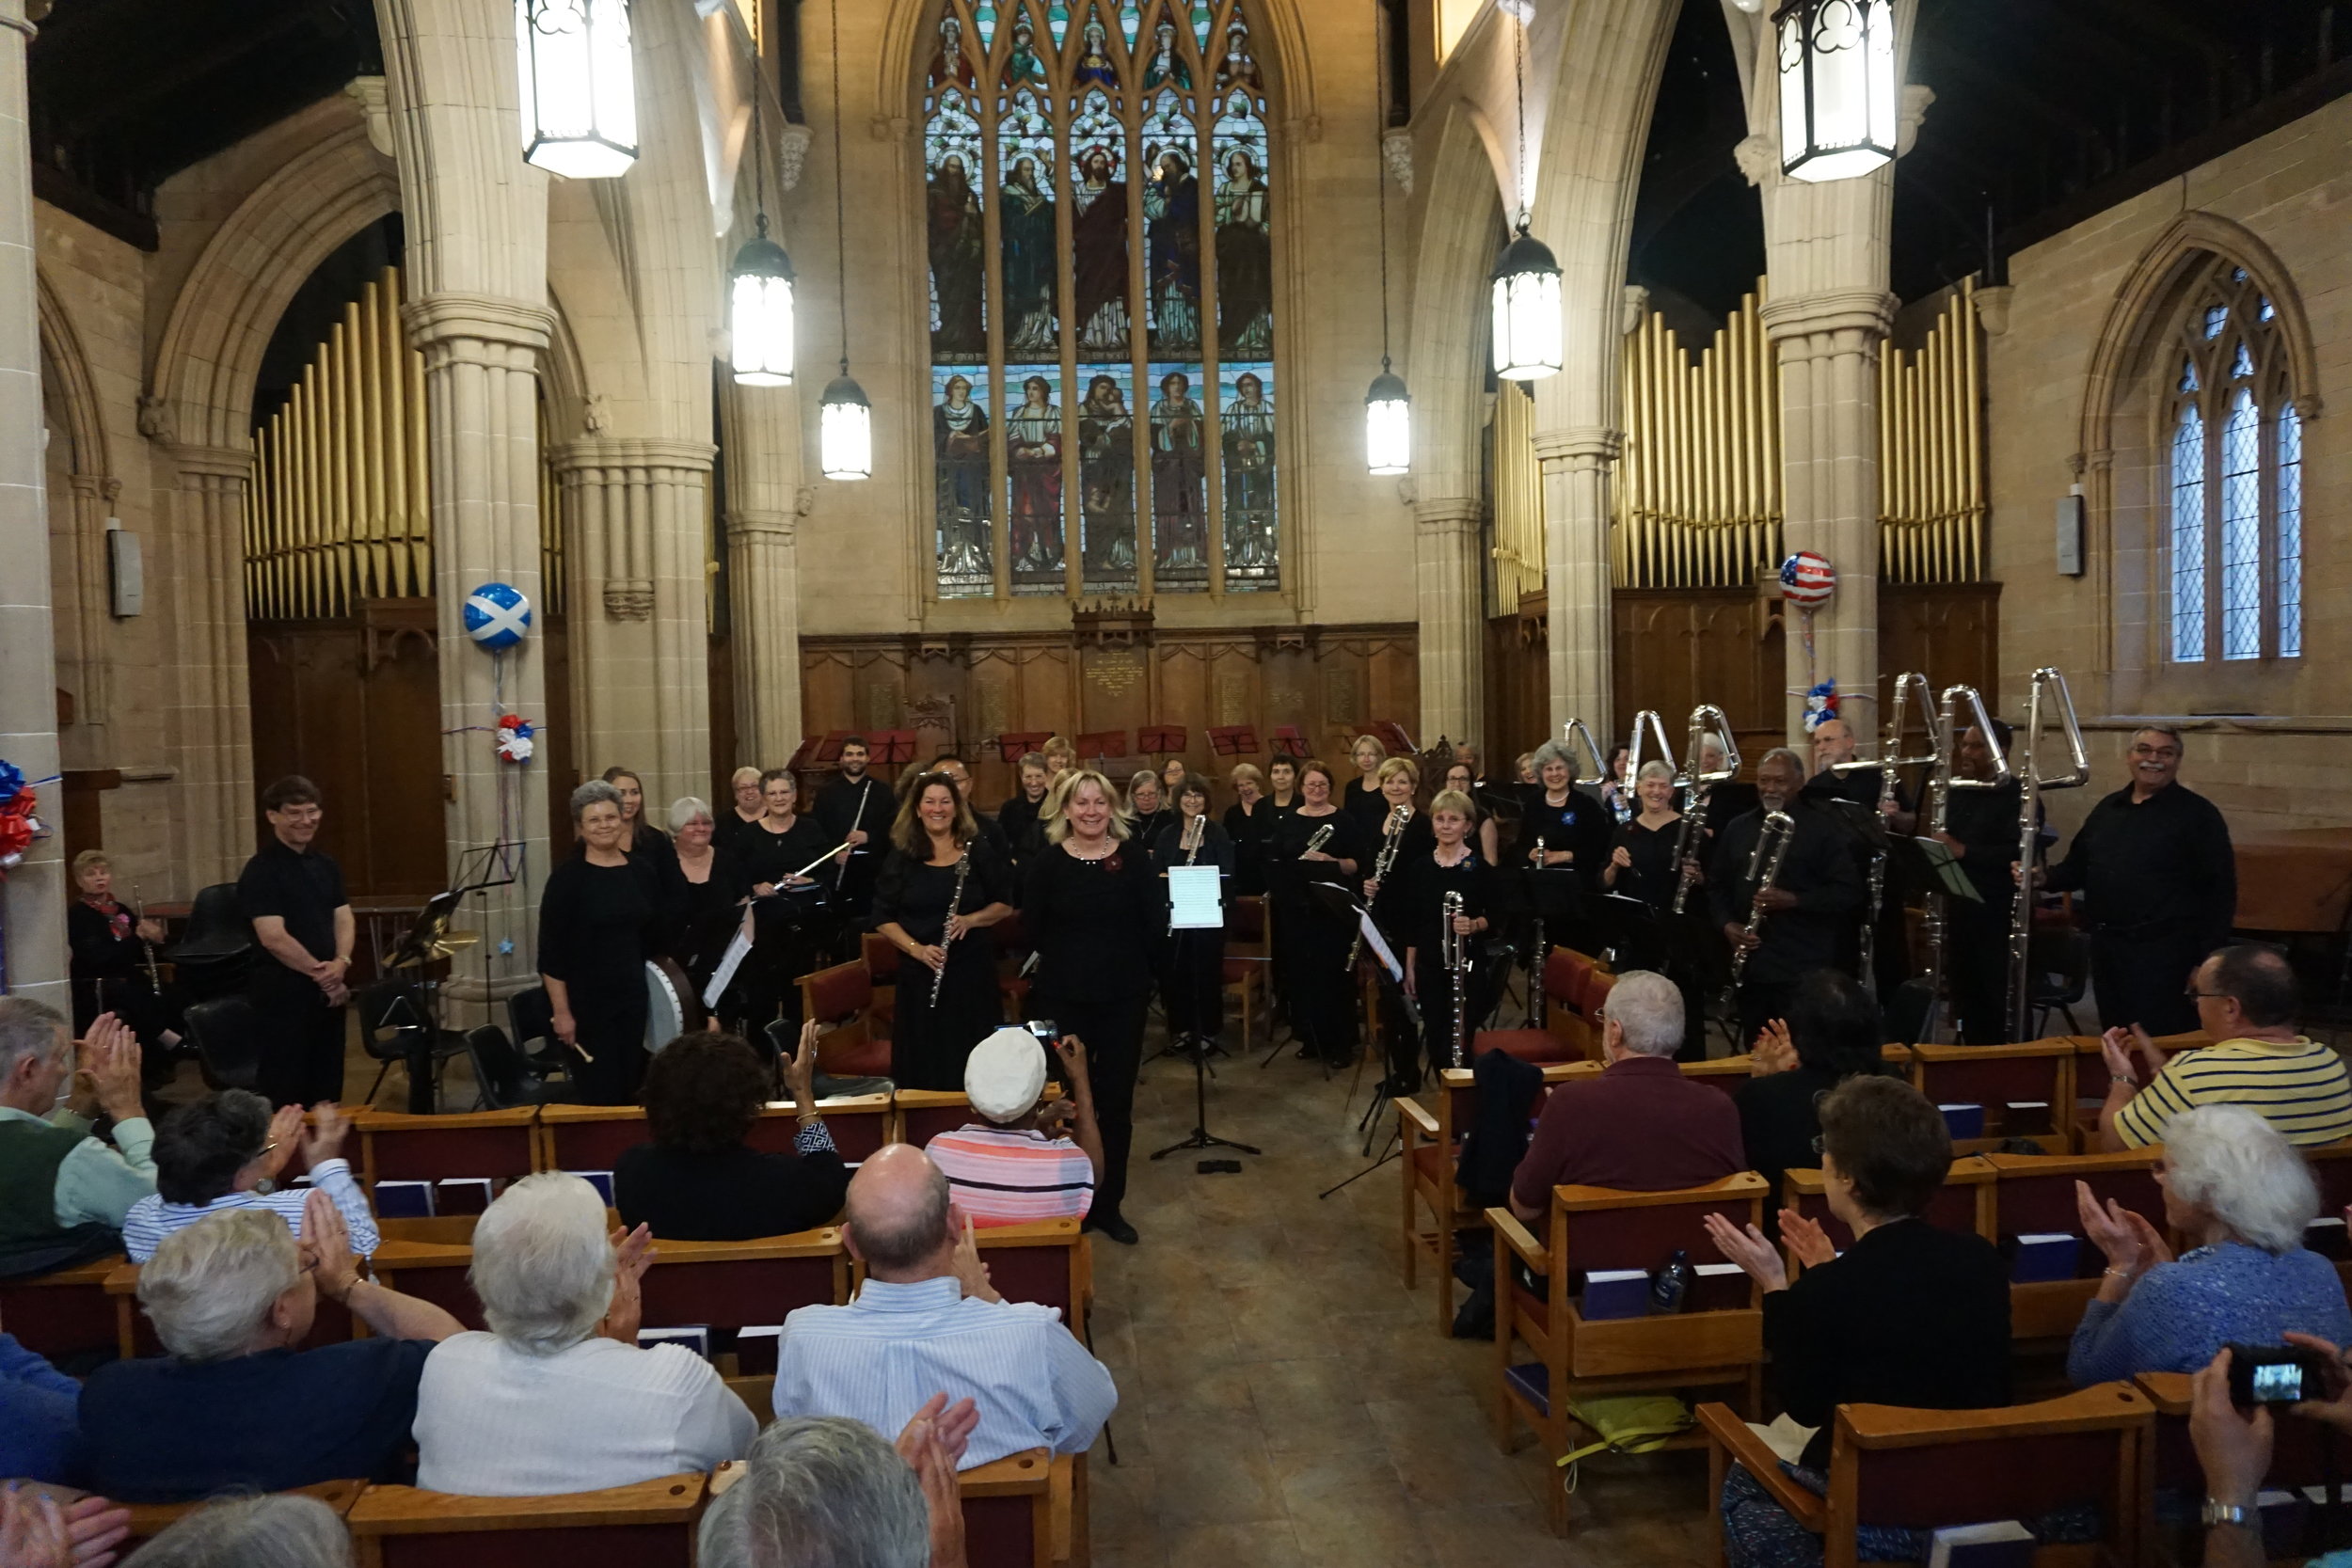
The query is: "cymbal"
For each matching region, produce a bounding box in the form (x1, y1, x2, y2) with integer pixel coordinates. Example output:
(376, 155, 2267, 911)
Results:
(389, 928, 480, 969)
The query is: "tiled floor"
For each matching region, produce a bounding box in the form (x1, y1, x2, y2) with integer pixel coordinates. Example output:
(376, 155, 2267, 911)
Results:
(1082, 1034, 1714, 1568)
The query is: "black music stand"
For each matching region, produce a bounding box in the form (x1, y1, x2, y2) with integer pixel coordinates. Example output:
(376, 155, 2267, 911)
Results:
(384, 845, 516, 1113)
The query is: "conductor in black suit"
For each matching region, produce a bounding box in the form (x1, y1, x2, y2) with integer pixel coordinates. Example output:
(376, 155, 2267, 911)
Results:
(235, 776, 354, 1108)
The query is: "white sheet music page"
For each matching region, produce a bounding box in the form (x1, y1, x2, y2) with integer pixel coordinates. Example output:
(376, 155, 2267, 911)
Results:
(1168, 865, 1225, 929)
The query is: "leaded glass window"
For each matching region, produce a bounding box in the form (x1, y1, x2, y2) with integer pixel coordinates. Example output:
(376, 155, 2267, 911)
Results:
(921, 0, 1279, 599)
(2164, 257, 2302, 664)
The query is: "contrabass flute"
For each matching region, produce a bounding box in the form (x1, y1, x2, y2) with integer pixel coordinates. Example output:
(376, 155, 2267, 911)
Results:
(1440, 890, 1470, 1069)
(1668, 704, 1741, 914)
(1348, 805, 1412, 969)
(930, 848, 973, 1007)
(1915, 685, 2011, 1045)
(2004, 668, 2090, 1042)
(1722, 809, 1796, 1021)
(1830, 673, 1939, 982)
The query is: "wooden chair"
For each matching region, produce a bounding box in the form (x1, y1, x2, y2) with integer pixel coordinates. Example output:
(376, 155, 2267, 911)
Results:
(959, 1449, 1084, 1568)
(0, 1253, 123, 1362)
(1221, 895, 1270, 1049)
(1985, 1148, 2168, 1343)
(861, 930, 900, 1037)
(1695, 1382, 2153, 1568)
(2134, 1369, 2344, 1562)
(970, 1217, 1091, 1339)
(1470, 948, 1583, 1064)
(1394, 1061, 1597, 1335)
(798, 959, 890, 1079)
(345, 1471, 707, 1567)
(1487, 1172, 1771, 1535)
(896, 1088, 980, 1149)
(637, 1227, 850, 1374)
(2305, 1139, 2352, 1290)
(1909, 1039, 2074, 1155)
(120, 1480, 366, 1546)
(352, 1107, 541, 1212)
(1780, 1157, 1998, 1280)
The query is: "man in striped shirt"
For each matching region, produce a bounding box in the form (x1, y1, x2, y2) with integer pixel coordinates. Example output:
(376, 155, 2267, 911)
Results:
(927, 1027, 1100, 1227)
(2101, 945, 2352, 1149)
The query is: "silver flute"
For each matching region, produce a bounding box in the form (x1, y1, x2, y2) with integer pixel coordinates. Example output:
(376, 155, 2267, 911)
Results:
(1723, 809, 1797, 1023)
(1349, 804, 1413, 969)
(1440, 890, 1470, 1069)
(930, 848, 973, 1007)
(2004, 668, 2089, 1041)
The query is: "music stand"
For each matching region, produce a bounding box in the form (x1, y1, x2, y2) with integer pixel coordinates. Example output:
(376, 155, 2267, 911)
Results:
(1139, 725, 1186, 755)
(386, 845, 516, 1113)
(1371, 721, 1414, 757)
(995, 731, 1049, 764)
(1208, 724, 1257, 756)
(785, 736, 820, 778)
(1271, 725, 1308, 758)
(1076, 730, 1127, 760)
(868, 730, 916, 768)
(812, 731, 850, 766)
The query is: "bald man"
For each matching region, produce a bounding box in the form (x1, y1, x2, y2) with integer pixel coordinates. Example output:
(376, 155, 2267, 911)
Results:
(769, 1146, 1116, 1467)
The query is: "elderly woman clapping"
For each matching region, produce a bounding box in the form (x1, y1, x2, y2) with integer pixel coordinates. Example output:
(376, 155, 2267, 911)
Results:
(2068, 1102, 2352, 1386)
(411, 1173, 755, 1496)
(81, 1190, 463, 1501)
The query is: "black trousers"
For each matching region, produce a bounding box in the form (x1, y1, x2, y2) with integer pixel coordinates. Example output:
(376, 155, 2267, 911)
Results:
(254, 982, 347, 1108)
(2092, 924, 2204, 1037)
(1052, 993, 1147, 1226)
(1283, 904, 1359, 1066)
(1947, 901, 2015, 1044)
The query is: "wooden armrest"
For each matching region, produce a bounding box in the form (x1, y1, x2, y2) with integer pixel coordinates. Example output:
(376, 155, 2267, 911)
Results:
(958, 1449, 1053, 1496)
(1048, 1452, 1075, 1564)
(1695, 1403, 1824, 1533)
(2133, 1371, 2191, 1417)
(1485, 1206, 1547, 1273)
(1395, 1099, 1439, 1138)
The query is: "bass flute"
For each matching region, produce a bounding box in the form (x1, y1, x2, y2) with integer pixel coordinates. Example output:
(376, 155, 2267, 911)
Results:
(1440, 890, 1470, 1069)
(2004, 667, 2089, 1042)
(1349, 805, 1412, 969)
(1668, 704, 1741, 914)
(930, 848, 973, 1007)
(133, 881, 161, 992)
(1829, 672, 1939, 981)
(1915, 684, 2011, 1045)
(1722, 809, 1796, 1021)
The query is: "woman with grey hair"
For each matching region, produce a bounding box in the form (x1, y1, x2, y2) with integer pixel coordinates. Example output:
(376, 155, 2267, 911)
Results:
(1519, 738, 1613, 952)
(665, 795, 752, 1015)
(411, 1173, 755, 1495)
(121, 1090, 378, 1263)
(80, 1194, 462, 1501)
(2068, 1103, 2352, 1386)
(700, 1415, 947, 1568)
(1602, 759, 1687, 911)
(539, 780, 672, 1103)
(122, 1493, 352, 1568)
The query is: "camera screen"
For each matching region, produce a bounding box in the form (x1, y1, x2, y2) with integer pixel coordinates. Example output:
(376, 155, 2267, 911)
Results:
(2252, 1360, 2304, 1402)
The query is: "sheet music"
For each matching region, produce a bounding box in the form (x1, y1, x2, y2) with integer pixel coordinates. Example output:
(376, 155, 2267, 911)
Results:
(1168, 864, 1224, 930)
(1911, 835, 1982, 902)
(1358, 911, 1404, 982)
(702, 913, 756, 1007)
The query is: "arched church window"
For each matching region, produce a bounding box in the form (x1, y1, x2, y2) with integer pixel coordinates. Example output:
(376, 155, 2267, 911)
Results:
(921, 0, 1279, 600)
(2163, 258, 2300, 663)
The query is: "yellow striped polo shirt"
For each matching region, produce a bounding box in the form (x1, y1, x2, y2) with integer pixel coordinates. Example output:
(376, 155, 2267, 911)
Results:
(2114, 1036, 2352, 1148)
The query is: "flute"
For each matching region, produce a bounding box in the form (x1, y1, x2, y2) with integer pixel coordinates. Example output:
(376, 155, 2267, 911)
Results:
(1349, 805, 1411, 969)
(931, 848, 973, 1007)
(1441, 889, 1470, 1069)
(133, 881, 161, 992)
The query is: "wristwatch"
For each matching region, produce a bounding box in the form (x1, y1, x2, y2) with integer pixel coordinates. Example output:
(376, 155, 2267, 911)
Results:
(2201, 1497, 2253, 1529)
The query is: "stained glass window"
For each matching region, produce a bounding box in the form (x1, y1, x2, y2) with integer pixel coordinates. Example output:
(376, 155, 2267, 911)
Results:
(2165, 256, 2302, 663)
(920, 0, 1279, 599)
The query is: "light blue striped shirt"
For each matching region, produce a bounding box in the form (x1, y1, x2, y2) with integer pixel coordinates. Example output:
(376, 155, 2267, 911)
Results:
(119, 1158, 381, 1263)
(771, 1276, 1117, 1465)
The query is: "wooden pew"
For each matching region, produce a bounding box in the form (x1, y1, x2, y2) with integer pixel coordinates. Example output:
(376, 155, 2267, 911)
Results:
(1984, 1148, 2167, 1344)
(345, 1471, 707, 1567)
(970, 1218, 1091, 1339)
(536, 1094, 893, 1179)
(353, 1107, 540, 1214)
(1909, 1039, 2074, 1155)
(959, 1449, 1083, 1568)
(1695, 1382, 2153, 1568)
(120, 1479, 365, 1545)
(798, 959, 890, 1079)
(0, 1253, 123, 1363)
(2305, 1139, 2352, 1290)
(1487, 1172, 1770, 1535)
(2134, 1369, 2345, 1562)
(1780, 1156, 1998, 1280)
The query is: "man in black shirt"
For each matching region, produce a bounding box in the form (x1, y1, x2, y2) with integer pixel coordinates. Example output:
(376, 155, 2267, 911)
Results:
(1801, 717, 1879, 809)
(236, 776, 354, 1107)
(1937, 722, 2025, 1043)
(2041, 726, 2234, 1037)
(816, 737, 895, 937)
(1712, 749, 1866, 1047)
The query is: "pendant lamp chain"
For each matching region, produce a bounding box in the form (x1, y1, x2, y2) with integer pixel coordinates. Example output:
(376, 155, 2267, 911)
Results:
(816, 0, 873, 478)
(1375, 0, 1391, 377)
(1512, 3, 1528, 227)
(832, 0, 850, 379)
(1360, 0, 1411, 475)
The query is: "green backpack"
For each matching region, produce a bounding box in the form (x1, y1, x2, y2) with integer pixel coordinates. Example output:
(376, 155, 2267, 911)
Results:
(1557, 1394, 1694, 1491)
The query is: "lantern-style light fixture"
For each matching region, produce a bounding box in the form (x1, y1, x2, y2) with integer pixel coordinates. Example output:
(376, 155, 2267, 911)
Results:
(1772, 0, 1898, 182)
(730, 87, 797, 387)
(1364, 369, 1411, 476)
(817, 0, 871, 481)
(1487, 4, 1560, 381)
(516, 0, 640, 180)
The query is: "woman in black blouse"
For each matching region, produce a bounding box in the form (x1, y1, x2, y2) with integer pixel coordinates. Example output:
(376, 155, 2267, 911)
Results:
(1022, 769, 1161, 1244)
(872, 773, 1014, 1090)
(615, 1023, 848, 1241)
(1439, 761, 1500, 865)
(1602, 761, 1688, 911)
(1375, 790, 1497, 1086)
(1361, 757, 1435, 878)
(713, 767, 767, 855)
(600, 767, 672, 864)
(1341, 734, 1389, 832)
(735, 768, 838, 1037)
(1156, 775, 1235, 1053)
(665, 797, 752, 1022)
(1265, 760, 1366, 1069)
(996, 752, 1053, 863)
(68, 850, 180, 1060)
(1222, 762, 1273, 897)
(540, 781, 669, 1103)
(1125, 769, 1173, 853)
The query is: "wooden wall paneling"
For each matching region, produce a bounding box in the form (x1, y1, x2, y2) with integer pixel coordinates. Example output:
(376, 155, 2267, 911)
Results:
(1077, 642, 1152, 756)
(903, 640, 967, 768)
(1152, 641, 1211, 777)
(1259, 637, 1313, 761)
(1484, 604, 1549, 770)
(360, 620, 444, 899)
(1611, 588, 1785, 770)
(1879, 583, 2002, 720)
(707, 631, 738, 795)
(1359, 633, 1423, 752)
(852, 649, 909, 738)
(799, 647, 856, 742)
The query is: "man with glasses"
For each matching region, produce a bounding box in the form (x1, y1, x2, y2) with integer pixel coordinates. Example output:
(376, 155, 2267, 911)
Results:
(2038, 726, 2234, 1038)
(2094, 944, 2350, 1150)
(237, 776, 355, 1108)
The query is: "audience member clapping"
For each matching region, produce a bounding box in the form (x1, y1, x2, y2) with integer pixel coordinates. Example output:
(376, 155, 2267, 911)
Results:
(1734, 969, 1892, 1220)
(2187, 1335, 2352, 1568)
(1704, 1076, 2012, 1568)
(2068, 1102, 2352, 1386)
(615, 1023, 849, 1241)
(701, 1400, 977, 1568)
(928, 1028, 1102, 1227)
(411, 1172, 755, 1495)
(118, 1494, 348, 1568)
(0, 1485, 127, 1568)
(80, 1192, 463, 1502)
(0, 1002, 155, 1257)
(121, 1094, 376, 1263)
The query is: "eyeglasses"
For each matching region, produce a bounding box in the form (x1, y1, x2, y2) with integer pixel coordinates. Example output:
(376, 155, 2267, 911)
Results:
(2182, 988, 2227, 1002)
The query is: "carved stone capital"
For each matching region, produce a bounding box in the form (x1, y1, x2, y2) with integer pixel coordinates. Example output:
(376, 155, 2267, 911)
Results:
(603, 581, 655, 621)
(345, 76, 394, 159)
(163, 444, 258, 482)
(1974, 284, 2015, 337)
(550, 436, 718, 476)
(402, 293, 555, 361)
(1414, 497, 1482, 532)
(870, 115, 912, 142)
(1621, 284, 1651, 338)
(1896, 83, 1935, 158)
(774, 122, 815, 192)
(135, 394, 175, 444)
(729, 509, 798, 542)
(1733, 133, 1775, 188)
(1532, 428, 1622, 469)
(1759, 288, 1897, 348)
(1380, 128, 1414, 196)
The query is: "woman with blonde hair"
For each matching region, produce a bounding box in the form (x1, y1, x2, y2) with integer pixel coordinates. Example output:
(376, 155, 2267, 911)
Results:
(1267, 760, 1367, 1067)
(715, 766, 767, 854)
(69, 847, 178, 1054)
(1360, 755, 1434, 901)
(1373, 787, 1496, 1087)
(1022, 769, 1159, 1243)
(1041, 736, 1077, 781)
(1342, 733, 1389, 832)
(872, 772, 1014, 1089)
(1223, 761, 1274, 896)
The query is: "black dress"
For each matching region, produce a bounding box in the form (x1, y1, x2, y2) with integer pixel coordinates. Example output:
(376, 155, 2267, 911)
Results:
(736, 815, 838, 1033)
(1265, 807, 1368, 1066)
(1375, 848, 1498, 1077)
(1222, 800, 1274, 898)
(613, 1139, 850, 1241)
(997, 793, 1049, 863)
(68, 898, 175, 1054)
(1605, 816, 1685, 911)
(1021, 840, 1162, 1227)
(538, 851, 667, 1104)
(1341, 776, 1388, 834)
(872, 839, 1013, 1089)
(667, 845, 753, 1019)
(1152, 817, 1235, 1043)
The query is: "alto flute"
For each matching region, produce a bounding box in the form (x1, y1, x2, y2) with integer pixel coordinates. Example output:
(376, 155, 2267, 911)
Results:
(1723, 809, 1796, 1021)
(2005, 668, 2089, 1041)
(1441, 889, 1470, 1069)
(1349, 805, 1412, 969)
(930, 848, 973, 1007)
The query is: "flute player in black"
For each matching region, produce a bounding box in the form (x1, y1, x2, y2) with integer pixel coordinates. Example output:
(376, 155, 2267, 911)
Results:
(1711, 748, 1866, 1050)
(1375, 788, 1496, 1086)
(1265, 760, 1367, 1069)
(815, 736, 895, 935)
(1021, 768, 1162, 1245)
(539, 781, 669, 1104)
(1934, 721, 2025, 1044)
(872, 772, 1013, 1091)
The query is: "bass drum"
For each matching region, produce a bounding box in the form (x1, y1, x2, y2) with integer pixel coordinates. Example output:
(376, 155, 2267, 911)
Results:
(644, 957, 708, 1052)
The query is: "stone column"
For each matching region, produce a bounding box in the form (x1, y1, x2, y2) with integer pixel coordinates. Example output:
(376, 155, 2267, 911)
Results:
(552, 437, 716, 797)
(1412, 497, 1484, 752)
(1534, 427, 1619, 741)
(405, 295, 554, 1008)
(158, 445, 258, 889)
(0, 0, 64, 1006)
(1762, 288, 1895, 740)
(719, 382, 805, 767)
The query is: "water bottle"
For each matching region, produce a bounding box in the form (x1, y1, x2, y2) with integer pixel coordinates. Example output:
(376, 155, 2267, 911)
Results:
(1650, 1249, 1692, 1314)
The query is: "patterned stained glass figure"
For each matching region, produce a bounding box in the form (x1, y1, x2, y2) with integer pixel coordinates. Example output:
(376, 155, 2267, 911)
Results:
(1213, 93, 1271, 356)
(1221, 367, 1277, 585)
(974, 1, 998, 50)
(1151, 369, 1208, 578)
(1074, 17, 1117, 86)
(1142, 19, 1190, 89)
(1143, 124, 1201, 355)
(927, 14, 977, 93)
(1215, 18, 1262, 93)
(1047, 0, 1072, 47)
(1189, 0, 1212, 50)
(1007, 371, 1066, 584)
(1079, 371, 1138, 587)
(1070, 91, 1131, 357)
(999, 85, 1057, 354)
(1118, 0, 1140, 48)
(935, 371, 994, 595)
(1007, 16, 1047, 83)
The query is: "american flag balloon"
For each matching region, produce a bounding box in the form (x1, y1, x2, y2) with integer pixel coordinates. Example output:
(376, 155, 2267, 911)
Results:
(1779, 550, 1836, 608)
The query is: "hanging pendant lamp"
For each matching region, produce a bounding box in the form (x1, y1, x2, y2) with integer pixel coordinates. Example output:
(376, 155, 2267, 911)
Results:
(516, 0, 640, 179)
(818, 0, 871, 480)
(1362, 0, 1410, 475)
(730, 88, 797, 387)
(1488, 4, 1559, 381)
(1772, 0, 1898, 182)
